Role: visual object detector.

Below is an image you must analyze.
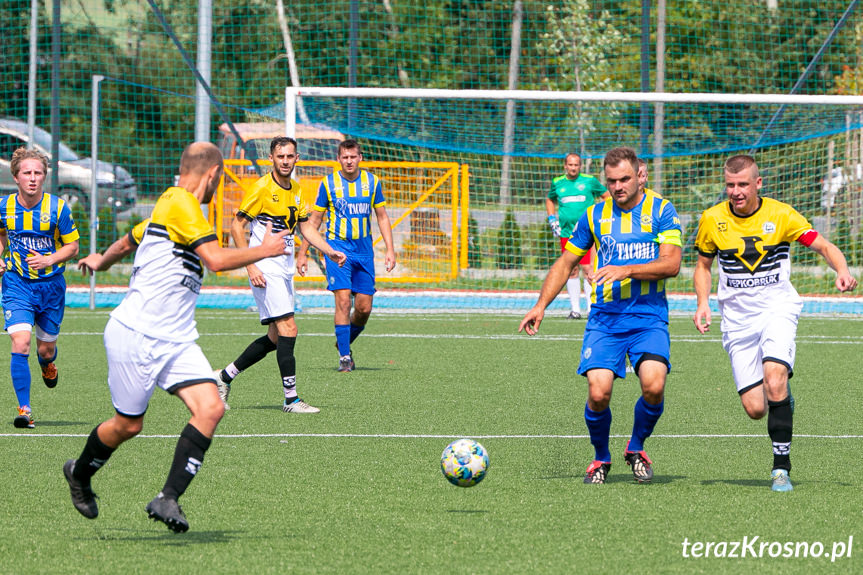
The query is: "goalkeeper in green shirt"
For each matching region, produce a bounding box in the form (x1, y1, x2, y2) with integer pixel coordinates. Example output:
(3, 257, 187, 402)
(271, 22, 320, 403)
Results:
(546, 153, 608, 318)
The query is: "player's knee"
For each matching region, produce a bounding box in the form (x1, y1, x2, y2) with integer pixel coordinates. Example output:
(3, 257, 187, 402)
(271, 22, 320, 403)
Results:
(587, 389, 611, 410)
(115, 417, 144, 439)
(743, 404, 766, 420)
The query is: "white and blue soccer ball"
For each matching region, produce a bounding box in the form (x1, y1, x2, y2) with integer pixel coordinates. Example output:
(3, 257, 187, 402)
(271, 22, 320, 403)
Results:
(441, 438, 489, 487)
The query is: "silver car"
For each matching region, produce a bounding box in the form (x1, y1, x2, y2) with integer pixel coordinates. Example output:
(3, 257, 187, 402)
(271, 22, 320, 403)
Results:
(0, 117, 137, 212)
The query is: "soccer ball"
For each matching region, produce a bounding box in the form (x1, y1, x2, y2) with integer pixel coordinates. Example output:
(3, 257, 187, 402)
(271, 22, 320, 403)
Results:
(440, 438, 489, 487)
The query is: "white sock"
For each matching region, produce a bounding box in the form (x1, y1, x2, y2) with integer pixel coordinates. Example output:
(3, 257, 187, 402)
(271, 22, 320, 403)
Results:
(224, 363, 241, 380)
(566, 278, 581, 312)
(583, 278, 592, 312)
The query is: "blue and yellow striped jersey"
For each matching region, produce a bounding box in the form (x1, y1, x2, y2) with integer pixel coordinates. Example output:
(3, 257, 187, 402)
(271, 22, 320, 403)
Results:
(566, 191, 682, 326)
(0, 193, 79, 279)
(313, 169, 386, 254)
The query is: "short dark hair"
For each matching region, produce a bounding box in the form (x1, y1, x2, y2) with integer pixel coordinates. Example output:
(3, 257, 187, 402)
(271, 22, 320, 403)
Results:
(10, 148, 48, 177)
(603, 147, 638, 173)
(338, 139, 361, 157)
(270, 136, 298, 155)
(565, 152, 581, 162)
(724, 154, 759, 178)
(179, 142, 223, 176)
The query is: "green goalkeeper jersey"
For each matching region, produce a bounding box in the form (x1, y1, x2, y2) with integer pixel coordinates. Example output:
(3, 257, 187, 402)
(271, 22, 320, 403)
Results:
(548, 173, 606, 238)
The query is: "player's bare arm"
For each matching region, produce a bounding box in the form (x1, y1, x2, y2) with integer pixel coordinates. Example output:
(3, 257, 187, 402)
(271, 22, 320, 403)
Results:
(78, 234, 136, 274)
(374, 205, 396, 272)
(296, 210, 324, 277)
(591, 243, 682, 285)
(27, 240, 79, 271)
(692, 253, 715, 334)
(0, 229, 8, 274)
(807, 234, 858, 292)
(230, 215, 265, 288)
(298, 219, 346, 267)
(519, 250, 580, 335)
(196, 223, 290, 273)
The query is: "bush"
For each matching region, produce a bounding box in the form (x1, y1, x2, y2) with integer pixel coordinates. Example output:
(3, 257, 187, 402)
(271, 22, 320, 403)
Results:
(495, 209, 523, 269)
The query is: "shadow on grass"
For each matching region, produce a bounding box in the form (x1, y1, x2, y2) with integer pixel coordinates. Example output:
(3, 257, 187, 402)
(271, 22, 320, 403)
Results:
(540, 474, 687, 485)
(33, 420, 88, 427)
(85, 528, 247, 545)
(699, 478, 816, 487)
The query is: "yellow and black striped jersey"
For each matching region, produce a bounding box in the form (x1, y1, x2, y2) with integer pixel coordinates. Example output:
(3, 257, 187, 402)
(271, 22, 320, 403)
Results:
(237, 172, 306, 277)
(695, 197, 813, 331)
(110, 187, 217, 342)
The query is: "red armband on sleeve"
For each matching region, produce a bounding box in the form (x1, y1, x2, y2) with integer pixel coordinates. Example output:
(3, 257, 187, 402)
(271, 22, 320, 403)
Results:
(797, 229, 818, 247)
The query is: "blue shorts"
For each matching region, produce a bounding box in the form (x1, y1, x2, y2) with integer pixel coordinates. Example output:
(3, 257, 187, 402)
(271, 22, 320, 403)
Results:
(578, 324, 671, 379)
(324, 249, 376, 295)
(2, 272, 66, 336)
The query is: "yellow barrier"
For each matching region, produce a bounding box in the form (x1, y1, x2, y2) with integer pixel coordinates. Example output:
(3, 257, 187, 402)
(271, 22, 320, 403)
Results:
(212, 160, 467, 283)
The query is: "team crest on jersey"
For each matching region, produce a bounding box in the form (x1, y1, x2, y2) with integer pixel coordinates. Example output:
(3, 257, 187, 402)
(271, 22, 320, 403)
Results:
(577, 183, 585, 191)
(640, 213, 653, 227)
(272, 193, 279, 202)
(40, 212, 51, 224)
(762, 222, 776, 234)
(735, 235, 768, 273)
(717, 221, 727, 232)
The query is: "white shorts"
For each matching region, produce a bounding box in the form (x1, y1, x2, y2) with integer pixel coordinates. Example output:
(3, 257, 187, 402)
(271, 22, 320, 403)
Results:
(251, 275, 295, 324)
(104, 317, 216, 416)
(722, 312, 798, 395)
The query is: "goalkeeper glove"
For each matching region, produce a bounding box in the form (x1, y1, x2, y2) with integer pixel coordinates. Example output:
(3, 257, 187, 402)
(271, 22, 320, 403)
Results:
(548, 215, 561, 237)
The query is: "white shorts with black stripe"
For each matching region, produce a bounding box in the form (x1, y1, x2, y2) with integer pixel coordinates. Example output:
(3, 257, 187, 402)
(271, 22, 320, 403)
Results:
(251, 274, 296, 324)
(721, 311, 798, 395)
(104, 317, 216, 416)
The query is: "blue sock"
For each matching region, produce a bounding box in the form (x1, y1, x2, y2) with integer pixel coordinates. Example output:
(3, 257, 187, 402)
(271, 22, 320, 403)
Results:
(584, 404, 612, 462)
(335, 324, 351, 356)
(37, 346, 57, 367)
(10, 353, 31, 408)
(349, 323, 365, 344)
(628, 396, 664, 452)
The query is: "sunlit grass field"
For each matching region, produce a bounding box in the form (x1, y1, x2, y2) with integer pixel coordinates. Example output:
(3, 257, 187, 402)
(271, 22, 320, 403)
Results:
(1, 310, 861, 574)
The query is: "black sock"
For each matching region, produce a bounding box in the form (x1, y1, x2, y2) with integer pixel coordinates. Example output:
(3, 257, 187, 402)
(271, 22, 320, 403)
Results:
(768, 397, 793, 472)
(161, 424, 212, 500)
(277, 336, 297, 394)
(73, 425, 116, 482)
(233, 335, 277, 374)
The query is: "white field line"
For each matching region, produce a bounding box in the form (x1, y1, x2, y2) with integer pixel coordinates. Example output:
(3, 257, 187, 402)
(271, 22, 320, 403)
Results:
(2, 433, 862, 439)
(54, 331, 863, 344)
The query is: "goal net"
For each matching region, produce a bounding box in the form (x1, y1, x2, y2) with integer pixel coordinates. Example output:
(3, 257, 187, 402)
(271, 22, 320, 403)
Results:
(270, 86, 863, 314)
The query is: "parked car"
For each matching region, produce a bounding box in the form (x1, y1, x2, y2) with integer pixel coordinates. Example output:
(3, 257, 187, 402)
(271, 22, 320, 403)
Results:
(0, 117, 137, 212)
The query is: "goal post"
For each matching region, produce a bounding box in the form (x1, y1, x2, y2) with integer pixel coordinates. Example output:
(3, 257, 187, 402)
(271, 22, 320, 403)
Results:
(282, 86, 863, 313)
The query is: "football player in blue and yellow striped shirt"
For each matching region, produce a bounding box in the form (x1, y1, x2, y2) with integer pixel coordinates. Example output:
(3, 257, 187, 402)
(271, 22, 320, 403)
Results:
(298, 139, 396, 373)
(520, 147, 683, 485)
(0, 148, 80, 429)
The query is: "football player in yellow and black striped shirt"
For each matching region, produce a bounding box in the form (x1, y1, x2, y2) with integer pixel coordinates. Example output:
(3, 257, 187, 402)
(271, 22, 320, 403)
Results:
(214, 137, 345, 413)
(693, 154, 857, 493)
(65, 142, 291, 532)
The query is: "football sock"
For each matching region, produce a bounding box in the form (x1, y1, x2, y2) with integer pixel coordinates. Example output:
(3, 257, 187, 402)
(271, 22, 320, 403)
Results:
(37, 346, 57, 367)
(222, 363, 240, 382)
(10, 352, 31, 408)
(349, 322, 365, 344)
(582, 279, 592, 312)
(161, 423, 211, 500)
(73, 425, 116, 481)
(277, 336, 298, 401)
(566, 278, 581, 313)
(335, 324, 351, 356)
(584, 404, 612, 462)
(231, 335, 277, 377)
(768, 396, 793, 472)
(628, 396, 664, 452)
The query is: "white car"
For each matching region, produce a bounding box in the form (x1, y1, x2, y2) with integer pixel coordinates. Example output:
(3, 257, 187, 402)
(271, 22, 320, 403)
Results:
(0, 117, 137, 212)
